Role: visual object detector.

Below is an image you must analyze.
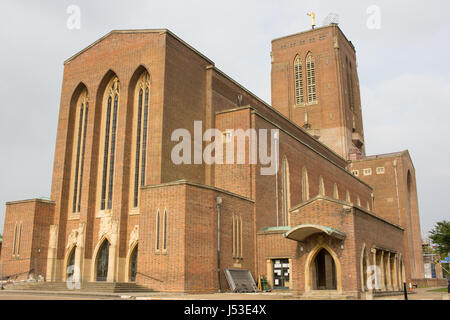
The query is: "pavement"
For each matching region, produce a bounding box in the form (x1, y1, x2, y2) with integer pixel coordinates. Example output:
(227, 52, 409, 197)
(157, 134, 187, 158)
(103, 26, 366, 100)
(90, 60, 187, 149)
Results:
(374, 287, 449, 300)
(0, 287, 447, 300)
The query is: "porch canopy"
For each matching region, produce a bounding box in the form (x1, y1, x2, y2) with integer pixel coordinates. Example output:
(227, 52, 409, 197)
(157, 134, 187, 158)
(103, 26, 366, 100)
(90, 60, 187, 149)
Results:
(283, 224, 346, 242)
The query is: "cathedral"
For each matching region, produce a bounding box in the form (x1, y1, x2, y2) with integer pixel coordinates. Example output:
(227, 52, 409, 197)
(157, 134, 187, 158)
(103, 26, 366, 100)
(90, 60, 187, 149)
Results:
(0, 23, 424, 298)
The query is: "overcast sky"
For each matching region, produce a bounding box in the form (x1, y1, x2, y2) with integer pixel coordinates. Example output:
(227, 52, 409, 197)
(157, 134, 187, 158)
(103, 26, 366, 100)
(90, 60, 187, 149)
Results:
(0, 0, 449, 237)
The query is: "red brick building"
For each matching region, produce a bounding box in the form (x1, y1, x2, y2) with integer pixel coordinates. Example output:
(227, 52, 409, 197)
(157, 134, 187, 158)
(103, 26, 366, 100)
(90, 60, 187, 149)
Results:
(0, 24, 424, 298)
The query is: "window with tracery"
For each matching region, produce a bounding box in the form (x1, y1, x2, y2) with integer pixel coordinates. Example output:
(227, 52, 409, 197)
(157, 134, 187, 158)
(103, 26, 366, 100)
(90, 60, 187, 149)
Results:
(131, 72, 150, 208)
(306, 54, 317, 103)
(99, 77, 120, 211)
(294, 55, 304, 105)
(70, 89, 89, 213)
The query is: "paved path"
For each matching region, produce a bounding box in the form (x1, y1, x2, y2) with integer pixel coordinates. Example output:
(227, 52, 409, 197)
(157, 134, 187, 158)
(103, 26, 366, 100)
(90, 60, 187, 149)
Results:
(0, 287, 447, 300)
(374, 287, 449, 300)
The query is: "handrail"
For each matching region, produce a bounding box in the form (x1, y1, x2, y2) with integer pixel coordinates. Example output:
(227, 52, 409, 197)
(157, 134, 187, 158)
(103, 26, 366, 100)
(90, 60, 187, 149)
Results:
(0, 269, 34, 281)
(135, 272, 163, 283)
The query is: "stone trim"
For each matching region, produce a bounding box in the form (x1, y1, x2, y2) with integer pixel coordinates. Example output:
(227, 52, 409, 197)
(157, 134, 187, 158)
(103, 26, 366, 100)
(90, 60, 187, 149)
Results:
(141, 179, 255, 203)
(6, 198, 56, 205)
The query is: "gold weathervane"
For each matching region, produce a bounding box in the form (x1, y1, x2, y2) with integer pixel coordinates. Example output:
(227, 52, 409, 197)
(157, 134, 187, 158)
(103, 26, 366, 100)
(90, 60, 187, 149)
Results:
(307, 12, 316, 29)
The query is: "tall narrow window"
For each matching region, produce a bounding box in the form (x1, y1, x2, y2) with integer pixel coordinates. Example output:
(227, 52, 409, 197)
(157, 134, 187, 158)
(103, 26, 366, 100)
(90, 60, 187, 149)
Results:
(232, 215, 243, 259)
(131, 71, 150, 209)
(232, 215, 236, 258)
(294, 55, 304, 105)
(99, 77, 120, 211)
(77, 102, 88, 212)
(319, 176, 325, 196)
(347, 61, 355, 110)
(302, 167, 310, 202)
(163, 210, 167, 251)
(12, 222, 18, 257)
(70, 89, 88, 214)
(155, 210, 160, 252)
(281, 157, 290, 226)
(306, 53, 317, 103)
(333, 183, 339, 200)
(346, 190, 351, 203)
(239, 216, 243, 259)
(107, 94, 119, 209)
(17, 222, 22, 256)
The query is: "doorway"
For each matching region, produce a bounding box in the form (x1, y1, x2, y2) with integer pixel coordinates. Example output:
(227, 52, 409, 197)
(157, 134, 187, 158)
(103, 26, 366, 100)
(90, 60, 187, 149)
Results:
(311, 248, 337, 290)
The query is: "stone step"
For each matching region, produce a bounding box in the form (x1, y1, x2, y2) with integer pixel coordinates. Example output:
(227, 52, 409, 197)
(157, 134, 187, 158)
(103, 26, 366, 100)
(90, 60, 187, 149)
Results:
(5, 281, 154, 293)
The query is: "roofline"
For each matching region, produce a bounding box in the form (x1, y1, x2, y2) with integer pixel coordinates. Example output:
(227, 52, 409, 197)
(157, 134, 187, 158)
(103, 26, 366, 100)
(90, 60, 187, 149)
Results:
(271, 24, 356, 52)
(289, 195, 404, 231)
(208, 66, 353, 167)
(141, 179, 255, 203)
(64, 29, 215, 66)
(64, 28, 373, 186)
(353, 150, 415, 171)
(6, 198, 56, 206)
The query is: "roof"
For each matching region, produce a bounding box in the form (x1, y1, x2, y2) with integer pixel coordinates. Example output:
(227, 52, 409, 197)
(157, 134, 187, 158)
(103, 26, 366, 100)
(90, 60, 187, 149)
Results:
(289, 195, 404, 230)
(284, 224, 346, 242)
(64, 29, 215, 65)
(358, 150, 409, 161)
(352, 150, 415, 171)
(271, 23, 355, 52)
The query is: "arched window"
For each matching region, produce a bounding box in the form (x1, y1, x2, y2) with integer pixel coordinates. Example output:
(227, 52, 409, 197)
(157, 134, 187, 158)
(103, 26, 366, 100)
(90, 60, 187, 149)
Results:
(306, 53, 317, 103)
(96, 239, 110, 282)
(346, 190, 351, 203)
(318, 176, 325, 196)
(333, 183, 339, 200)
(99, 77, 120, 211)
(70, 89, 89, 213)
(357, 196, 361, 207)
(131, 71, 150, 208)
(302, 166, 310, 202)
(294, 55, 304, 105)
(281, 157, 290, 226)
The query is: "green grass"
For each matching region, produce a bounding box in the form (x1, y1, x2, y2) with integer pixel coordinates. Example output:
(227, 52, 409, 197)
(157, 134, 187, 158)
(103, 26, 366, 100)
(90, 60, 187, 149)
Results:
(427, 287, 448, 293)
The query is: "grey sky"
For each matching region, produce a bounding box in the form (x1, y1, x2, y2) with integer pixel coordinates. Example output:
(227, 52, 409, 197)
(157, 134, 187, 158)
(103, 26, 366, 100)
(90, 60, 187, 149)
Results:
(0, 0, 449, 237)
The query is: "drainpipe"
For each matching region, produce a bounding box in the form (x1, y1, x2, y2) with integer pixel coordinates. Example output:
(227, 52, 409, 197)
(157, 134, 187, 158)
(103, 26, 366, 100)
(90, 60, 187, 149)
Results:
(393, 160, 401, 225)
(216, 196, 223, 293)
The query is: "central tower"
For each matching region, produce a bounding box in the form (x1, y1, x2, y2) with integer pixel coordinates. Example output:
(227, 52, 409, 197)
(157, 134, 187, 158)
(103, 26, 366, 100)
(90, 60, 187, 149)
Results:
(271, 24, 365, 160)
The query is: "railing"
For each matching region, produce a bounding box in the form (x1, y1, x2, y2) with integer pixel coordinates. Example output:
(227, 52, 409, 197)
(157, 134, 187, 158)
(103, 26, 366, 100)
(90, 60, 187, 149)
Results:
(0, 269, 34, 281)
(136, 272, 163, 283)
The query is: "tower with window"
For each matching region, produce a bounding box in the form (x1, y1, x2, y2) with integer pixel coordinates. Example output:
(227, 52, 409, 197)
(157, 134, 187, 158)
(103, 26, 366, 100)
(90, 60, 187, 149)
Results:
(271, 24, 366, 160)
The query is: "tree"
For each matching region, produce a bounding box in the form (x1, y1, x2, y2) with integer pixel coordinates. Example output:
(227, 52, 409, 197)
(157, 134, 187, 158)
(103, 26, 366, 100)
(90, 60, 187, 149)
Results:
(429, 220, 450, 258)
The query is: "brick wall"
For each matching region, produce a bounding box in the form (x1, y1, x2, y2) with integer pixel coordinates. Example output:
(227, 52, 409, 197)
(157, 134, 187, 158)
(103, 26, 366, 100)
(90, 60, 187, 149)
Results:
(138, 181, 254, 293)
(0, 199, 55, 280)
